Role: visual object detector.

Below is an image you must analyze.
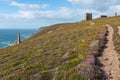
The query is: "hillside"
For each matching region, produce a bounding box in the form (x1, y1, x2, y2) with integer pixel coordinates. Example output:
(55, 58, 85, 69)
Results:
(0, 16, 120, 80)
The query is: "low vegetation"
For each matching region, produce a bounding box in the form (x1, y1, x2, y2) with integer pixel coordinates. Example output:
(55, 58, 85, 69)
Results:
(0, 16, 120, 80)
(111, 25, 120, 61)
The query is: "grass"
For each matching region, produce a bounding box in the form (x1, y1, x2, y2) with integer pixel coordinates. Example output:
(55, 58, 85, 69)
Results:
(111, 24, 120, 61)
(0, 16, 120, 80)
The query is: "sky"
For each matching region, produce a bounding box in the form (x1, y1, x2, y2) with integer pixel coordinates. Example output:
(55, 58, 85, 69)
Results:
(0, 0, 120, 29)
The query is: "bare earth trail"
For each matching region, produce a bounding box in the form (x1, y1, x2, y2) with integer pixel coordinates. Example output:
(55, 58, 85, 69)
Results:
(99, 26, 120, 80)
(118, 26, 120, 35)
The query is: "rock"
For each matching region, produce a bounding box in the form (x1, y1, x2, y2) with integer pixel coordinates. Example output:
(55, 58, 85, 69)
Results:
(90, 50, 100, 57)
(47, 31, 52, 33)
(89, 21, 95, 25)
(109, 76, 113, 79)
(97, 34, 106, 41)
(0, 76, 6, 80)
(99, 42, 105, 48)
(2, 54, 11, 58)
(109, 63, 112, 65)
(30, 73, 42, 80)
(62, 53, 69, 58)
(89, 40, 99, 48)
(100, 40, 106, 44)
(59, 53, 69, 62)
(104, 58, 108, 60)
(109, 73, 111, 75)
(72, 48, 76, 53)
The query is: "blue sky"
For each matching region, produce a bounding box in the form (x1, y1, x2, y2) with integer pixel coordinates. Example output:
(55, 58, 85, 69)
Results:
(0, 0, 120, 29)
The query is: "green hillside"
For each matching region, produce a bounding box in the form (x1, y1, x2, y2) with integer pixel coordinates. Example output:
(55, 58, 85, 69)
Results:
(0, 16, 120, 80)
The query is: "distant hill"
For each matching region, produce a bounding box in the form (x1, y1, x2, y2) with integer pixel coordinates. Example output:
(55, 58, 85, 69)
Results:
(0, 16, 120, 80)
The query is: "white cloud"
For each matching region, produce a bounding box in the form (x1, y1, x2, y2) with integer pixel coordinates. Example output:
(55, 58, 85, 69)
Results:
(109, 5, 120, 11)
(0, 7, 102, 21)
(0, 6, 103, 29)
(68, 0, 120, 11)
(68, 0, 95, 5)
(1, 0, 120, 21)
(10, 1, 48, 9)
(103, 5, 120, 16)
(1, 0, 120, 29)
(2, 1, 120, 21)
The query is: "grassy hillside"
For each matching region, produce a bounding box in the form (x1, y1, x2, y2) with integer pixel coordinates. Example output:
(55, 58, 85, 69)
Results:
(0, 16, 120, 80)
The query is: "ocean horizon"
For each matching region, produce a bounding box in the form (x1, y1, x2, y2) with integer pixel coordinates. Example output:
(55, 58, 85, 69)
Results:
(0, 29, 37, 48)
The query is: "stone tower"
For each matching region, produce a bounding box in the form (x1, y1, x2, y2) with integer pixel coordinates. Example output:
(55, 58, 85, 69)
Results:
(86, 13, 92, 20)
(13, 33, 21, 45)
(17, 33, 21, 44)
(115, 12, 117, 16)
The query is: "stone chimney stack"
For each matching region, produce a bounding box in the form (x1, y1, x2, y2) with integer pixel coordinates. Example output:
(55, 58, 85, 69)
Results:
(13, 33, 22, 45)
(17, 33, 21, 44)
(115, 12, 117, 16)
(86, 13, 92, 20)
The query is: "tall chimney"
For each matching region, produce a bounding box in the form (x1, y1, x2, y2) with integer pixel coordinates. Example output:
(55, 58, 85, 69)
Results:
(17, 33, 21, 44)
(115, 12, 117, 16)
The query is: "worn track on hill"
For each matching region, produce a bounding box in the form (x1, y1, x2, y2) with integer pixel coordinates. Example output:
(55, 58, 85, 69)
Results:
(118, 26, 120, 35)
(99, 26, 120, 80)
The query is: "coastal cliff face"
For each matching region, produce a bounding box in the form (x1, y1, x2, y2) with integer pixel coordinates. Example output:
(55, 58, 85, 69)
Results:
(0, 16, 120, 80)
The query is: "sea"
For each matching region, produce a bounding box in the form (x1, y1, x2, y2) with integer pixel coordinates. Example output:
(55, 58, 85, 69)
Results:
(0, 29, 37, 48)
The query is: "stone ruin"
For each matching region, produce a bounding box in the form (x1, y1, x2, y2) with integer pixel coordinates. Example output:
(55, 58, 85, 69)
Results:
(85, 12, 119, 21)
(115, 12, 117, 16)
(100, 15, 107, 18)
(86, 13, 92, 20)
(14, 33, 21, 45)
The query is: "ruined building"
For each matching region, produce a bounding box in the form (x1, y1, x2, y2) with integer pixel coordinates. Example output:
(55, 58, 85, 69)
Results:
(115, 12, 117, 16)
(101, 15, 107, 18)
(14, 33, 21, 45)
(86, 13, 92, 20)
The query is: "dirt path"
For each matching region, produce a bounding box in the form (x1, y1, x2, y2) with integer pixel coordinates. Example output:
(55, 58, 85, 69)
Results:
(117, 26, 120, 35)
(99, 26, 120, 80)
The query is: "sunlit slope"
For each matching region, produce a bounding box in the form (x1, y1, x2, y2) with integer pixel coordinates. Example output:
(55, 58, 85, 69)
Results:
(0, 16, 120, 80)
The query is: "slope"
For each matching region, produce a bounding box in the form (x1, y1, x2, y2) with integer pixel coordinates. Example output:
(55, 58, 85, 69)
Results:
(0, 16, 120, 80)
